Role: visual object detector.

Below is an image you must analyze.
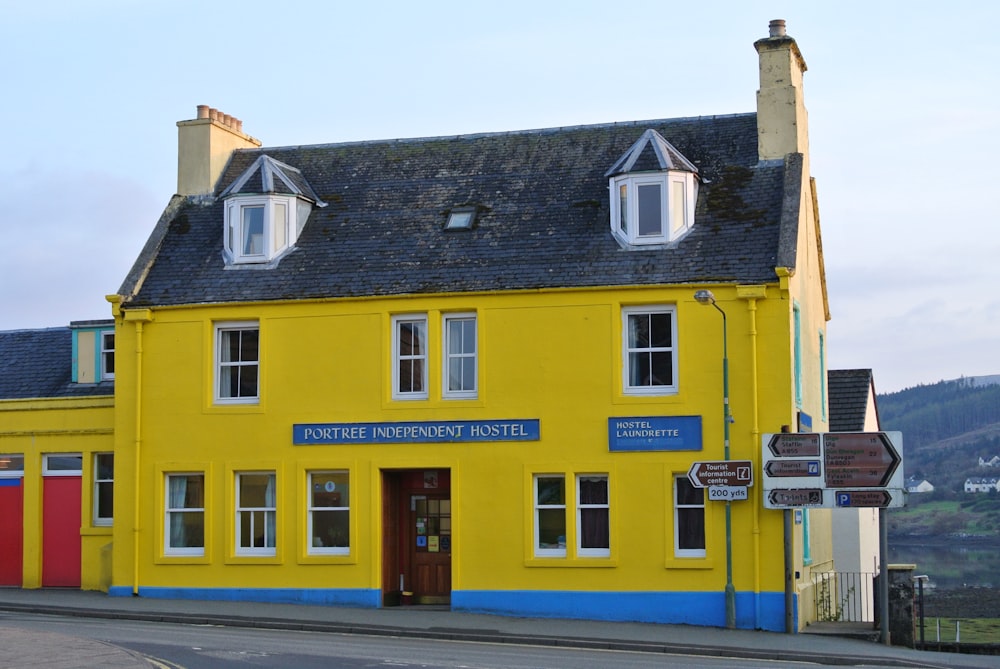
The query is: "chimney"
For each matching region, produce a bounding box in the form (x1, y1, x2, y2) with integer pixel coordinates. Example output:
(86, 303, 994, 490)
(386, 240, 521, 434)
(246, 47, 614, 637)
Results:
(754, 19, 809, 161)
(176, 106, 262, 196)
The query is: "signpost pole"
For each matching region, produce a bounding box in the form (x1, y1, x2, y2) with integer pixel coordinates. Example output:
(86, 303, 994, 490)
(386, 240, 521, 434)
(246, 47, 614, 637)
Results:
(696, 289, 735, 629)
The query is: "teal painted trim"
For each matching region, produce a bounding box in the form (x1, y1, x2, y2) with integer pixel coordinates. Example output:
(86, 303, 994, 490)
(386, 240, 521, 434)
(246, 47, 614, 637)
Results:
(803, 508, 812, 566)
(819, 332, 827, 421)
(452, 589, 792, 632)
(108, 586, 380, 608)
(71, 331, 80, 383)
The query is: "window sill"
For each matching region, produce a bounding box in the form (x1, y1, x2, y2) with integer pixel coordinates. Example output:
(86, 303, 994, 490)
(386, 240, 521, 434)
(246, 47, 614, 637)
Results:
(665, 558, 715, 570)
(155, 554, 211, 565)
(298, 554, 357, 566)
(225, 554, 282, 565)
(525, 557, 618, 568)
(82, 526, 113, 537)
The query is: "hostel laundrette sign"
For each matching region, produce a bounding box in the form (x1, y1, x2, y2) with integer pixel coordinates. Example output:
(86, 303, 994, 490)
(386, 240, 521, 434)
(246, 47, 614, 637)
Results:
(608, 416, 702, 452)
(293, 419, 540, 445)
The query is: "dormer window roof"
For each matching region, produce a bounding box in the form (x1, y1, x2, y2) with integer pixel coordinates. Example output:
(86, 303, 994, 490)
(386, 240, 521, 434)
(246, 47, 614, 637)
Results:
(606, 129, 698, 247)
(220, 155, 326, 266)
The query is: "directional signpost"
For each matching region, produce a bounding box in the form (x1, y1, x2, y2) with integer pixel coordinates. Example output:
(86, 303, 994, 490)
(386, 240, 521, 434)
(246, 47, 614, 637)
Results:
(761, 432, 904, 509)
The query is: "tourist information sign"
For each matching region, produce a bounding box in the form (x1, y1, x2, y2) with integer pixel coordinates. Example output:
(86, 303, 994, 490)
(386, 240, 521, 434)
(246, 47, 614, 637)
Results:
(687, 460, 754, 488)
(762, 432, 905, 509)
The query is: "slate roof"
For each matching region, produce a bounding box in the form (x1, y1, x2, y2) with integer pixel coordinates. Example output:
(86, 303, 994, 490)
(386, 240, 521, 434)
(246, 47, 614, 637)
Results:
(121, 113, 801, 309)
(827, 369, 878, 432)
(0, 328, 113, 400)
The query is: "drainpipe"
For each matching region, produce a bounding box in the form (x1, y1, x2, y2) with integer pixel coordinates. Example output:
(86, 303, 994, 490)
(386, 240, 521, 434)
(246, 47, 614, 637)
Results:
(737, 285, 766, 628)
(124, 309, 153, 595)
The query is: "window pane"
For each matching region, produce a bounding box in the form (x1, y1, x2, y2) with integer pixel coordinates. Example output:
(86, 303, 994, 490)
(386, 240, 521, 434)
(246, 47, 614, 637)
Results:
(239, 473, 272, 507)
(536, 477, 564, 505)
(312, 510, 349, 548)
(0, 455, 24, 473)
(96, 482, 114, 519)
(675, 477, 702, 505)
(649, 312, 672, 347)
(242, 206, 264, 255)
(311, 472, 349, 507)
(649, 352, 673, 387)
(396, 319, 427, 395)
(168, 513, 204, 548)
(618, 184, 628, 232)
(273, 202, 287, 249)
(46, 455, 83, 472)
(637, 183, 662, 236)
(580, 508, 609, 549)
(627, 313, 649, 348)
(579, 477, 608, 504)
(671, 180, 686, 233)
(537, 509, 565, 548)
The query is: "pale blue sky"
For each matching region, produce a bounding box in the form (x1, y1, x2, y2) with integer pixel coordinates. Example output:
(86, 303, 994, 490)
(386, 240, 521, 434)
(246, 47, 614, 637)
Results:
(1, 1, 997, 393)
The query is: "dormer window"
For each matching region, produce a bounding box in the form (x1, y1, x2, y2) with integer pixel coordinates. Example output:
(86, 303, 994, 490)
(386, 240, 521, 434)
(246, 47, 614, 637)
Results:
(219, 155, 326, 266)
(606, 129, 698, 247)
(225, 195, 293, 264)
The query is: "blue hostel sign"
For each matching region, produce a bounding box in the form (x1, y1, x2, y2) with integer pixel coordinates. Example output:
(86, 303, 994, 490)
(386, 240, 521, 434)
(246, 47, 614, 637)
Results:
(294, 419, 540, 445)
(608, 416, 703, 452)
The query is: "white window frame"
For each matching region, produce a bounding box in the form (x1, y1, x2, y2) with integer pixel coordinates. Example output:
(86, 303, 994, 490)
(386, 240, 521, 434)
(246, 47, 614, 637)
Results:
(214, 322, 260, 404)
(674, 475, 705, 558)
(622, 306, 678, 395)
(443, 313, 477, 399)
(533, 475, 567, 558)
(100, 330, 115, 380)
(93, 453, 114, 526)
(165, 473, 205, 556)
(235, 472, 276, 556)
(42, 453, 82, 476)
(392, 315, 428, 400)
(224, 195, 294, 265)
(308, 471, 350, 556)
(609, 172, 695, 246)
(576, 475, 610, 558)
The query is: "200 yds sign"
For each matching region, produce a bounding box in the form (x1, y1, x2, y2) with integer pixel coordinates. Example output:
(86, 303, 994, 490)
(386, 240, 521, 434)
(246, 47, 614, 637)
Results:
(709, 486, 748, 501)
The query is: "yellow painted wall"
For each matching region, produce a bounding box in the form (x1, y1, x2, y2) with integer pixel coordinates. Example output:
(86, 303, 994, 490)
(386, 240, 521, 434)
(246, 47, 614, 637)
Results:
(0, 397, 114, 590)
(112, 283, 806, 600)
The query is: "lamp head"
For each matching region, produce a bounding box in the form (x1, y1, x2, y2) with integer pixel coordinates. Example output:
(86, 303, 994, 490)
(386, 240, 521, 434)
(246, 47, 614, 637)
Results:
(694, 289, 716, 305)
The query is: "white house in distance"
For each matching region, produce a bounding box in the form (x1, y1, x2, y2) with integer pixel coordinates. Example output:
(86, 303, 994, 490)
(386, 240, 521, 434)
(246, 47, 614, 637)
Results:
(964, 477, 1000, 494)
(905, 477, 934, 494)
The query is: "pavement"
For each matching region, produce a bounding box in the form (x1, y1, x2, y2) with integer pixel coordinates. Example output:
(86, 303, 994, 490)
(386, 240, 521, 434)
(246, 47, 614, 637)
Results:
(0, 588, 996, 668)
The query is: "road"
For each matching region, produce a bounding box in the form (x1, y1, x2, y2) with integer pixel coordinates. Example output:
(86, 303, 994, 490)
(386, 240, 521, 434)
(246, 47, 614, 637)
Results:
(1, 611, 844, 669)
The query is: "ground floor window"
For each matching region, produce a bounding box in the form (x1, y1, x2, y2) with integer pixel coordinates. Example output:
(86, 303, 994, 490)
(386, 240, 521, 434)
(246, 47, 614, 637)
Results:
(236, 472, 276, 555)
(93, 453, 114, 526)
(165, 473, 205, 556)
(674, 475, 705, 557)
(577, 475, 609, 557)
(534, 475, 566, 557)
(308, 471, 349, 555)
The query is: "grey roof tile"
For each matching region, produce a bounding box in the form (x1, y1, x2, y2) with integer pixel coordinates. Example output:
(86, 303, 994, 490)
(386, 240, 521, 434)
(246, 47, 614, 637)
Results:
(0, 328, 113, 400)
(123, 113, 796, 308)
(828, 369, 878, 432)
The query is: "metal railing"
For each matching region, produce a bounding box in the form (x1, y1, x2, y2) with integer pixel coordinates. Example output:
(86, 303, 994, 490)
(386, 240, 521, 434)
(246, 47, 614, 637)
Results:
(812, 571, 876, 622)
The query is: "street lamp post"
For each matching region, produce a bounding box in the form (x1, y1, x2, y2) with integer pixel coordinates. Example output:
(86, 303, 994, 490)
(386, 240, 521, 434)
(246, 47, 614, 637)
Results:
(694, 289, 736, 629)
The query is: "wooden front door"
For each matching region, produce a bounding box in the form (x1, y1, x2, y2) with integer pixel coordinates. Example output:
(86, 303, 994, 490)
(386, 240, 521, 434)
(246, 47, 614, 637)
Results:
(409, 493, 451, 604)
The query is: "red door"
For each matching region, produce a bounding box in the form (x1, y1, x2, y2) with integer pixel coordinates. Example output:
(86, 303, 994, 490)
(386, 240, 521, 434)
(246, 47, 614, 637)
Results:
(42, 476, 82, 587)
(0, 478, 24, 586)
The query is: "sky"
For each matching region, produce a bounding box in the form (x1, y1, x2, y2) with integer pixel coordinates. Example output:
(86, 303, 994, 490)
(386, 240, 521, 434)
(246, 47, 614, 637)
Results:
(1, 1, 997, 394)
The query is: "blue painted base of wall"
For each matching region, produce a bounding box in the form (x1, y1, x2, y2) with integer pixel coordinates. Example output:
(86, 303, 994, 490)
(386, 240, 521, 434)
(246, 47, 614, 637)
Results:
(452, 590, 793, 632)
(107, 586, 380, 608)
(106, 586, 793, 632)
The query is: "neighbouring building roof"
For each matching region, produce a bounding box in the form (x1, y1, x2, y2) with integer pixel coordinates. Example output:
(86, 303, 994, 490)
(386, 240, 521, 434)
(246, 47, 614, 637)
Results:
(827, 369, 878, 432)
(121, 113, 802, 309)
(0, 328, 113, 400)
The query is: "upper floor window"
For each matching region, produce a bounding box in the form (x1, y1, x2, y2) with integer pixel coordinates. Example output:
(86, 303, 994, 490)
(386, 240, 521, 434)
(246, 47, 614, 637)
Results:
(224, 196, 293, 264)
(101, 331, 115, 380)
(215, 323, 260, 404)
(606, 129, 698, 247)
(623, 306, 677, 394)
(392, 315, 428, 400)
(443, 313, 477, 399)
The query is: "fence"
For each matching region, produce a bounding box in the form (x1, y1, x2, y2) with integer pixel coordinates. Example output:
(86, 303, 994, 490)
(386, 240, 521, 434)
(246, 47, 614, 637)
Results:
(812, 571, 876, 622)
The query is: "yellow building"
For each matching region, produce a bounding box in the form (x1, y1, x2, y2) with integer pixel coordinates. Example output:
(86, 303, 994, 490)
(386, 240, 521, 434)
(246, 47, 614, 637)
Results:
(0, 322, 116, 591)
(95, 20, 832, 631)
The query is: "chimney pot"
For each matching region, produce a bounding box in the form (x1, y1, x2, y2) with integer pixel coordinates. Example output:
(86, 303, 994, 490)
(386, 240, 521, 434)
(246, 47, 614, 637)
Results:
(234, 119, 243, 132)
(209, 108, 219, 122)
(769, 19, 786, 38)
(223, 113, 233, 127)
(196, 105, 210, 119)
